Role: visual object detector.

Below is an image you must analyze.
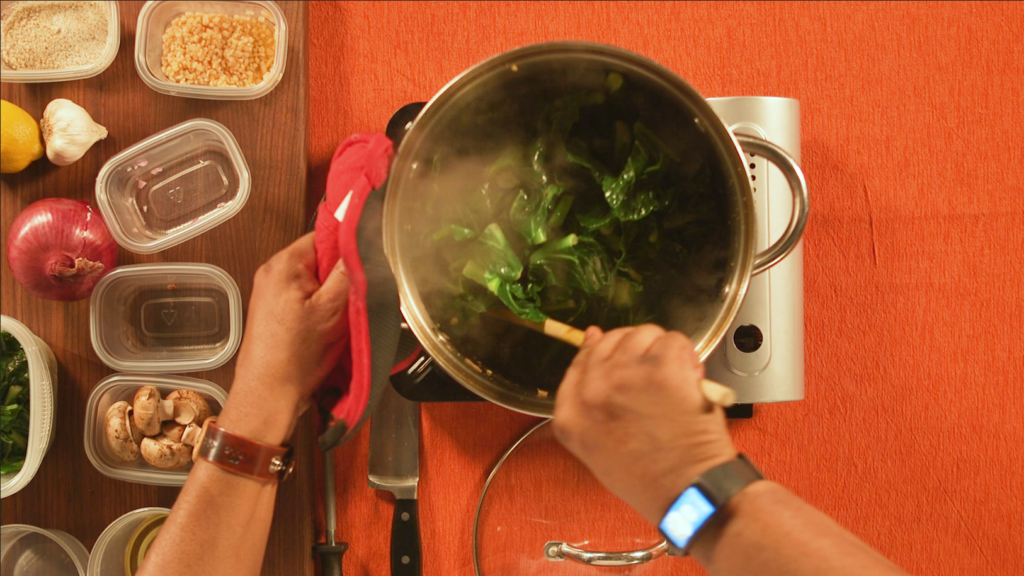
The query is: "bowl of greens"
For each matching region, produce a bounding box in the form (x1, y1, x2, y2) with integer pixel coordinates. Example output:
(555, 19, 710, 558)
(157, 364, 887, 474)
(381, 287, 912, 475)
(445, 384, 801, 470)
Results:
(1, 315, 57, 498)
(382, 42, 808, 416)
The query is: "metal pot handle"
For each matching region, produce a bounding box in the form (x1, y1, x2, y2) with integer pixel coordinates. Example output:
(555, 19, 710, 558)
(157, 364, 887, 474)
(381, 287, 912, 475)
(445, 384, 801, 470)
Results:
(544, 539, 677, 566)
(735, 135, 809, 274)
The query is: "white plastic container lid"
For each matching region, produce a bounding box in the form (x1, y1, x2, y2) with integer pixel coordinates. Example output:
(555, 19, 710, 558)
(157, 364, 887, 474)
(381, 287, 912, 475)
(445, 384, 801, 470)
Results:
(0, 315, 57, 499)
(0, 1, 121, 83)
(89, 263, 243, 373)
(83, 374, 227, 486)
(95, 119, 251, 254)
(88, 507, 170, 576)
(134, 1, 288, 100)
(0, 524, 89, 576)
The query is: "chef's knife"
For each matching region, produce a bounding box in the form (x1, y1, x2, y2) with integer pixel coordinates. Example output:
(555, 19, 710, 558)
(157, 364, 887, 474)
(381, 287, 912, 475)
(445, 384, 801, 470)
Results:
(368, 383, 421, 576)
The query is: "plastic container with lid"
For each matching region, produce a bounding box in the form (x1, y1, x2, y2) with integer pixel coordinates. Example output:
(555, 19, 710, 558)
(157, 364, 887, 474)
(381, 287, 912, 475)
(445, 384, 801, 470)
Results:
(0, 315, 57, 499)
(0, 524, 89, 576)
(95, 119, 251, 254)
(88, 507, 170, 576)
(89, 263, 242, 373)
(134, 0, 288, 100)
(0, 0, 120, 83)
(83, 373, 227, 486)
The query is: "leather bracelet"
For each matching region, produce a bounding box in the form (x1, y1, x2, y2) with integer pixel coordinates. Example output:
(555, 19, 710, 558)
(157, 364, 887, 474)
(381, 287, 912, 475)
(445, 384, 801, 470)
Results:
(197, 421, 295, 483)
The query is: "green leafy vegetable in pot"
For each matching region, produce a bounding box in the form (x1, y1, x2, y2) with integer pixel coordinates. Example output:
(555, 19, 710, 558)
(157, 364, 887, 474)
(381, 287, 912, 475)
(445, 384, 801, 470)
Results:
(1, 331, 30, 475)
(421, 72, 732, 393)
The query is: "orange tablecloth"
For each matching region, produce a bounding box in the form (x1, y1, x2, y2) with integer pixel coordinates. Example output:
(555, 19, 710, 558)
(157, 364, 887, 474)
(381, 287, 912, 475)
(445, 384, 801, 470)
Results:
(308, 2, 1024, 575)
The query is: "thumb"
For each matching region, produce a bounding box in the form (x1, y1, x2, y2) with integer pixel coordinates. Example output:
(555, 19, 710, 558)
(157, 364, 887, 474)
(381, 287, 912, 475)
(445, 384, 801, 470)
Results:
(580, 325, 604, 349)
(315, 258, 350, 308)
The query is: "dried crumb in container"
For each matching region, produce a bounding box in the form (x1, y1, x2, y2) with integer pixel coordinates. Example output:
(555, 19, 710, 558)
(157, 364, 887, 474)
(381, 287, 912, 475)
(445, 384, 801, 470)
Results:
(0, 1, 109, 70)
(160, 12, 276, 88)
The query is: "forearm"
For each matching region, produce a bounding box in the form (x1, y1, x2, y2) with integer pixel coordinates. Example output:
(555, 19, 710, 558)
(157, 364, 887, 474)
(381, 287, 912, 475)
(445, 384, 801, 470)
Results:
(690, 481, 910, 576)
(137, 379, 299, 576)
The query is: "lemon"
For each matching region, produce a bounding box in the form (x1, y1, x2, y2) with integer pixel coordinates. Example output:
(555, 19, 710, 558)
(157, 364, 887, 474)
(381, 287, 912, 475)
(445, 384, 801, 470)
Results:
(1, 99, 44, 174)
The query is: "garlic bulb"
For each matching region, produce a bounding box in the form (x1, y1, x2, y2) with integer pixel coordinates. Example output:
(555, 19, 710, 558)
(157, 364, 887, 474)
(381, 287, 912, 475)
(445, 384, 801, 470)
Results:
(40, 99, 108, 167)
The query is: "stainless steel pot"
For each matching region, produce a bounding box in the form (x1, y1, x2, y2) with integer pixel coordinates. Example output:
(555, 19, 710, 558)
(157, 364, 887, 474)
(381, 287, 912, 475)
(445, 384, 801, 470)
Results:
(383, 42, 808, 417)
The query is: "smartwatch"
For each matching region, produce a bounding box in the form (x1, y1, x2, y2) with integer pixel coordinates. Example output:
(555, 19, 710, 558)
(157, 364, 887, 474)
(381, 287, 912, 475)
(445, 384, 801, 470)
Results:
(658, 454, 764, 553)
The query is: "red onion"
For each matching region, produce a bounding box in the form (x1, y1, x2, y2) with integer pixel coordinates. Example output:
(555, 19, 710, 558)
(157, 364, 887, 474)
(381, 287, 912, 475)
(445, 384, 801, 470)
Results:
(6, 198, 118, 301)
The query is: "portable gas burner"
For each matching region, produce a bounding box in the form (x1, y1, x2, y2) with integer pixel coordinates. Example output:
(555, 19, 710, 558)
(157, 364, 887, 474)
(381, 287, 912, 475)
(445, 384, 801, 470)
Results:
(387, 97, 805, 416)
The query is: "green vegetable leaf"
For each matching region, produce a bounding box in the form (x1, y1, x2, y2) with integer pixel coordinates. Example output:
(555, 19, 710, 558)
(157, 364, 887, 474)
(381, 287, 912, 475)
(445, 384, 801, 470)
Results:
(510, 184, 564, 245)
(461, 224, 547, 323)
(1, 331, 30, 475)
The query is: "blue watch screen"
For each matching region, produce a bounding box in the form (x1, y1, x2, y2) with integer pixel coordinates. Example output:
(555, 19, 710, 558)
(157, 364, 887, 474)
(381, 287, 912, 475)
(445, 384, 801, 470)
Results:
(659, 486, 716, 549)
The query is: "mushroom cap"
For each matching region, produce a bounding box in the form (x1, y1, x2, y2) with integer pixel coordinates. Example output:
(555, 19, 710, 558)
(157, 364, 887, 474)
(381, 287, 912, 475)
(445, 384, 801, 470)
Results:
(162, 421, 186, 443)
(192, 415, 218, 463)
(167, 389, 212, 426)
(105, 401, 139, 462)
(133, 386, 166, 437)
(140, 435, 192, 470)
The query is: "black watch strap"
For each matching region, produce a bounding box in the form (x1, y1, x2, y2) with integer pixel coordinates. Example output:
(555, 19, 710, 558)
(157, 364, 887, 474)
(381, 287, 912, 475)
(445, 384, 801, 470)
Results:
(660, 453, 764, 553)
(693, 453, 763, 506)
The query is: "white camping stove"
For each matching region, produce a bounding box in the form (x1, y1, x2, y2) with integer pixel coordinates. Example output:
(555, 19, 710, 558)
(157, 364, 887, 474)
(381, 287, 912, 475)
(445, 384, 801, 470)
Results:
(705, 97, 804, 408)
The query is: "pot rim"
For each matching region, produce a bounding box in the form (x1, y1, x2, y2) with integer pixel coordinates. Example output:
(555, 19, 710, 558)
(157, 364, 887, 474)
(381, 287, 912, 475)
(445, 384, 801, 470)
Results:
(383, 41, 755, 417)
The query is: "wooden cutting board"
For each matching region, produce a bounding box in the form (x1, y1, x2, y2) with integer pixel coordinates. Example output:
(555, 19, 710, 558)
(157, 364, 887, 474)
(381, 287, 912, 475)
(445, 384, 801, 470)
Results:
(0, 2, 314, 575)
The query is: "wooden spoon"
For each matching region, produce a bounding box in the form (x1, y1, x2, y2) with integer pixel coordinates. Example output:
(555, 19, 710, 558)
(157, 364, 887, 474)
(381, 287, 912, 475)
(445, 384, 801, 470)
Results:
(487, 309, 738, 408)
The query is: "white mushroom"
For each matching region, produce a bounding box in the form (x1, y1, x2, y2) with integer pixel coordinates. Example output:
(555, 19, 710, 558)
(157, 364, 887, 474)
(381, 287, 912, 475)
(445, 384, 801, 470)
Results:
(180, 422, 203, 447)
(166, 389, 212, 426)
(140, 435, 192, 470)
(133, 386, 174, 437)
(104, 401, 140, 462)
(162, 421, 186, 443)
(191, 416, 217, 463)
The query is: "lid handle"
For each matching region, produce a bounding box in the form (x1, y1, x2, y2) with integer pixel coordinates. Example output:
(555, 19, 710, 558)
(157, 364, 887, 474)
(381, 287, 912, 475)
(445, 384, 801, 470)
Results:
(543, 539, 676, 566)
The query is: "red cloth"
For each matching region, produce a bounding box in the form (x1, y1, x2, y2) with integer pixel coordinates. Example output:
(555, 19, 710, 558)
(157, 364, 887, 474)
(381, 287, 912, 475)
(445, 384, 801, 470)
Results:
(310, 3, 1024, 576)
(313, 133, 393, 437)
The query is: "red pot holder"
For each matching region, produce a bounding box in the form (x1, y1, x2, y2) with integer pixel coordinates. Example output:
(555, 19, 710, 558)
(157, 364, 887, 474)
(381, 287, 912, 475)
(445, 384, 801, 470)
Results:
(313, 132, 403, 450)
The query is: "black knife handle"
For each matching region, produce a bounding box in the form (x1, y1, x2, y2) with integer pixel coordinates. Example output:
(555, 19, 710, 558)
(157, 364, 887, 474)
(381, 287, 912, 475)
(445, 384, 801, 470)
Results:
(391, 499, 421, 576)
(314, 542, 347, 576)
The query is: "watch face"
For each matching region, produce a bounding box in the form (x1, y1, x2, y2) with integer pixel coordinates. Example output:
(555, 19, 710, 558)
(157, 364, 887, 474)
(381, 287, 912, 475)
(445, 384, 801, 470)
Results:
(659, 486, 716, 549)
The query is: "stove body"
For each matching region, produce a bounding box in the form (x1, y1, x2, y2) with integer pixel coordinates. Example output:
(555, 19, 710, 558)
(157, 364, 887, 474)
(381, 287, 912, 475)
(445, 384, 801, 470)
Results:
(704, 97, 804, 405)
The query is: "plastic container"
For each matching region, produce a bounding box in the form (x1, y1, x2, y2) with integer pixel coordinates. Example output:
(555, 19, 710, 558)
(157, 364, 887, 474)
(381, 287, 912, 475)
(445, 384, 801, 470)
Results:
(0, 0, 120, 83)
(84, 373, 227, 486)
(89, 263, 242, 373)
(0, 524, 89, 576)
(0, 316, 57, 499)
(134, 0, 288, 100)
(88, 507, 170, 576)
(95, 119, 251, 254)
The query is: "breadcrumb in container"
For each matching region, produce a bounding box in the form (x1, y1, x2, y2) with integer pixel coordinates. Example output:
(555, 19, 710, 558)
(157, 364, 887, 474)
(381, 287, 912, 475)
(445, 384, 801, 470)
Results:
(160, 12, 276, 88)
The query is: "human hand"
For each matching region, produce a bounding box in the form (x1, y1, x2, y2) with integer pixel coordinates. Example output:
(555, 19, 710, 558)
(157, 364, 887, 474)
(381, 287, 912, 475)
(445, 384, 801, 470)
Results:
(553, 324, 737, 526)
(219, 233, 349, 445)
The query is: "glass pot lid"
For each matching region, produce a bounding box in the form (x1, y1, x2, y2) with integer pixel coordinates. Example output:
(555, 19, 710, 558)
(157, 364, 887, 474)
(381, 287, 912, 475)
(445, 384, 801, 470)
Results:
(384, 42, 756, 416)
(474, 421, 688, 575)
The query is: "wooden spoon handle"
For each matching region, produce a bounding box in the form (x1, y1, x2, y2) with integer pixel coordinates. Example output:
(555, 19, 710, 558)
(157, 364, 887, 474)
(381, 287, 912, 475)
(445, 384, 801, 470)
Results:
(543, 318, 737, 408)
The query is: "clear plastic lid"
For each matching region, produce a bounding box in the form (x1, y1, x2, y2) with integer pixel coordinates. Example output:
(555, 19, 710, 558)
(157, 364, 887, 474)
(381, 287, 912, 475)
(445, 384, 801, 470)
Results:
(88, 507, 170, 576)
(0, 315, 57, 499)
(95, 119, 251, 254)
(0, 525, 89, 576)
(89, 263, 242, 373)
(0, 1, 120, 83)
(83, 374, 227, 486)
(134, 1, 288, 100)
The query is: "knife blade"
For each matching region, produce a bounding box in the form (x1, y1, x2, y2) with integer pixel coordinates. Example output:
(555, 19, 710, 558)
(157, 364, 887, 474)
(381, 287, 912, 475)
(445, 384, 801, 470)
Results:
(368, 383, 421, 576)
